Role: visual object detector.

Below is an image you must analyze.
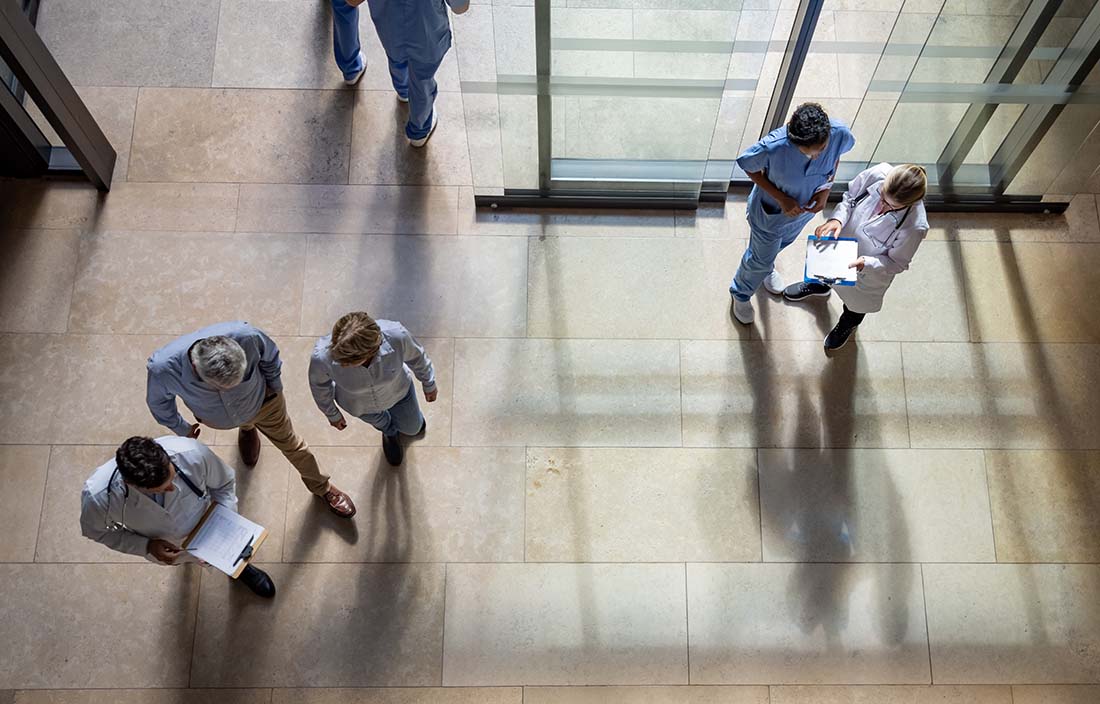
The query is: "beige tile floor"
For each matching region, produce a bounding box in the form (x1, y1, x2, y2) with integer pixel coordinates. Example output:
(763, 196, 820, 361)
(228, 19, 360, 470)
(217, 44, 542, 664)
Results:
(3, 1, 1100, 702)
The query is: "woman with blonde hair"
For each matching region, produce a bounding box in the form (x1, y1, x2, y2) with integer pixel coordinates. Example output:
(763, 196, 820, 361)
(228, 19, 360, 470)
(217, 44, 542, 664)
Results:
(783, 162, 929, 351)
(308, 311, 437, 466)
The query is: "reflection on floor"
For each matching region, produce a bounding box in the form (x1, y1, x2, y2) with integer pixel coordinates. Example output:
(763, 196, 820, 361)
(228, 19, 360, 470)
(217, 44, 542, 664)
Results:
(2, 0, 1100, 702)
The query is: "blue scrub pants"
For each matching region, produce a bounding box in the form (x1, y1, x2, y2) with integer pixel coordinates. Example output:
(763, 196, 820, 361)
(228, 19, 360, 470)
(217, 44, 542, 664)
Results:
(330, 0, 443, 141)
(359, 382, 424, 438)
(331, 0, 366, 81)
(385, 53, 444, 140)
(729, 189, 815, 301)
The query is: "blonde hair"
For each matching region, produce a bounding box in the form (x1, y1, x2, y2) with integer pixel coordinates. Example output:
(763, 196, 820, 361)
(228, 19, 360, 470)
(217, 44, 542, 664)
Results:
(330, 312, 383, 364)
(884, 163, 927, 207)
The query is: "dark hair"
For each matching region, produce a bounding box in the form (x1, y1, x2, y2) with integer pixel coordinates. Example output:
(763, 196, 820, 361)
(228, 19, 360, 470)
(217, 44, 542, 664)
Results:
(787, 103, 831, 147)
(116, 437, 171, 489)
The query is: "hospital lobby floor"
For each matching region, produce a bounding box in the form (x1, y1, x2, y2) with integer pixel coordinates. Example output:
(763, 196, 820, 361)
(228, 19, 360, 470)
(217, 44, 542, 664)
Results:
(3, 1, 1100, 703)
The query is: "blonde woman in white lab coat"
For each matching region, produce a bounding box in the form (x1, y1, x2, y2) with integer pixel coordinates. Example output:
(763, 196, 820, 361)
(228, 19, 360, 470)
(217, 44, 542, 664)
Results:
(782, 162, 929, 351)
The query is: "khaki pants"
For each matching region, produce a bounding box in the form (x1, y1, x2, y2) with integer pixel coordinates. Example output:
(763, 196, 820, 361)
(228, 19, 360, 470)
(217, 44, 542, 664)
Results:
(240, 392, 330, 495)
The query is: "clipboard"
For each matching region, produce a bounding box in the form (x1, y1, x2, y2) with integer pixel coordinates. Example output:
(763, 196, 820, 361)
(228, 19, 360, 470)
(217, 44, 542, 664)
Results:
(804, 235, 859, 286)
(183, 504, 268, 579)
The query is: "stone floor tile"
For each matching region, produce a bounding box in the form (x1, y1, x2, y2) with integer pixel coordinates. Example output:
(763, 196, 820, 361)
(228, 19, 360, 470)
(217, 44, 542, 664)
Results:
(210, 447, 292, 565)
(687, 562, 931, 684)
(272, 689, 521, 704)
(451, 338, 683, 447)
(216, 336, 453, 449)
(674, 196, 751, 239)
(0, 564, 200, 689)
(191, 563, 445, 687)
(14, 691, 269, 704)
(235, 184, 458, 235)
(960, 242, 1100, 343)
(923, 564, 1100, 683)
(281, 446, 525, 563)
(524, 686, 769, 704)
(350, 91, 472, 186)
(562, 96, 718, 162)
(35, 0, 219, 87)
(984, 450, 1100, 563)
(770, 685, 1011, 704)
(300, 234, 527, 338)
(1011, 685, 1100, 704)
(527, 237, 717, 339)
(0, 446, 49, 562)
(34, 445, 147, 564)
(0, 229, 80, 333)
(443, 563, 688, 685)
(462, 93, 506, 189)
(453, 10, 498, 83)
(681, 340, 910, 448)
(68, 230, 306, 335)
(759, 449, 995, 563)
(755, 240, 971, 343)
(458, 188, 679, 237)
(130, 88, 353, 184)
(902, 342, 1100, 449)
(212, 0, 349, 90)
(0, 334, 167, 445)
(0, 183, 239, 233)
(23, 86, 138, 181)
(926, 195, 1100, 244)
(525, 447, 760, 562)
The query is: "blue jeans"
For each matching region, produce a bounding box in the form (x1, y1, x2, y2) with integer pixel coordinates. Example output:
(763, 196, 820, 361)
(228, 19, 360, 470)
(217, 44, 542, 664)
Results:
(331, 0, 365, 81)
(387, 53, 444, 140)
(730, 189, 815, 301)
(359, 382, 423, 438)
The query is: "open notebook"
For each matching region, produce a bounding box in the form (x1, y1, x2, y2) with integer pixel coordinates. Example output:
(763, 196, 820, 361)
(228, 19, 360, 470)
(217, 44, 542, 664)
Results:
(804, 236, 859, 286)
(183, 504, 267, 578)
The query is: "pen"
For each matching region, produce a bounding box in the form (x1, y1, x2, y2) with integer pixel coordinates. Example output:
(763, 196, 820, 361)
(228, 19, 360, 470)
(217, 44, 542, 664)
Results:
(233, 535, 255, 567)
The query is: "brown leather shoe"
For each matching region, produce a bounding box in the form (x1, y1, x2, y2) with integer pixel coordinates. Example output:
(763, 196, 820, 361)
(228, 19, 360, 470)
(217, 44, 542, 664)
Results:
(238, 427, 261, 466)
(321, 485, 357, 518)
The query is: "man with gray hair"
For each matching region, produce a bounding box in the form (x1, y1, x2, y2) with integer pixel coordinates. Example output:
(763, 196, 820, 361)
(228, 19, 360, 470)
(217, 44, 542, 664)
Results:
(146, 321, 357, 518)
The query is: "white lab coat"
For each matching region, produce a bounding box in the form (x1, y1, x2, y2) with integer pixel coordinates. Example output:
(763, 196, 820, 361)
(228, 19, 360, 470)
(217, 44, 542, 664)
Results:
(80, 436, 238, 564)
(830, 163, 930, 314)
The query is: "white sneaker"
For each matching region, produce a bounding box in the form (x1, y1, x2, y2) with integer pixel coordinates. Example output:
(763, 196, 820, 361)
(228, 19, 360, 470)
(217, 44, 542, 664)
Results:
(396, 92, 409, 104)
(732, 296, 755, 325)
(344, 53, 367, 87)
(408, 112, 438, 148)
(763, 270, 785, 295)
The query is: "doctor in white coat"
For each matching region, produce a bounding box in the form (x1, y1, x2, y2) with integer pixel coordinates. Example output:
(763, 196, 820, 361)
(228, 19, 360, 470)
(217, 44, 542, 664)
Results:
(80, 435, 275, 598)
(782, 162, 929, 351)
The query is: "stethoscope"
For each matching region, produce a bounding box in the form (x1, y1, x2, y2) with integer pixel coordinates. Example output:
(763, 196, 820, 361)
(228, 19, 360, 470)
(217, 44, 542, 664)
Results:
(103, 461, 206, 532)
(853, 189, 912, 248)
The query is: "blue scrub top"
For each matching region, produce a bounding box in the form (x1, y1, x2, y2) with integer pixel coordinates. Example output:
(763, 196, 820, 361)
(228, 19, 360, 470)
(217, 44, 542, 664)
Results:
(367, 0, 464, 64)
(736, 120, 855, 210)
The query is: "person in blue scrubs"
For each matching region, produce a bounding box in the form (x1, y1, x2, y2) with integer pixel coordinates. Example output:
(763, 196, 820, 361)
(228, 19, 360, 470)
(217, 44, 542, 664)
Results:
(331, 0, 469, 147)
(729, 103, 856, 325)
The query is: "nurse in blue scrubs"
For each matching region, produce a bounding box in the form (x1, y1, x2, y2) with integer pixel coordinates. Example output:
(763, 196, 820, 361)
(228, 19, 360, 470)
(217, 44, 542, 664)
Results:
(729, 103, 856, 325)
(331, 0, 469, 147)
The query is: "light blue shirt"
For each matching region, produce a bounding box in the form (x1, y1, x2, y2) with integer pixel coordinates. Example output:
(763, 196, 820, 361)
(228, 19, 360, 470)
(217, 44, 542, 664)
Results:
(736, 120, 855, 210)
(146, 321, 283, 437)
(367, 0, 469, 64)
(309, 319, 436, 422)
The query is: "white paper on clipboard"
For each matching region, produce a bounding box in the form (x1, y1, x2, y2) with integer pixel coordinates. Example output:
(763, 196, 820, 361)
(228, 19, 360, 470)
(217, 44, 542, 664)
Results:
(804, 236, 859, 286)
(183, 504, 267, 578)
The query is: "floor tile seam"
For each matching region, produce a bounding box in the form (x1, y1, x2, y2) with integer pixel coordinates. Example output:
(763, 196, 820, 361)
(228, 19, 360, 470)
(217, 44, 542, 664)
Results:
(980, 450, 1000, 564)
(209, 0, 224, 89)
(29, 446, 55, 563)
(440, 563, 448, 686)
(295, 234, 313, 336)
(900, 342, 912, 450)
(232, 182, 242, 232)
(920, 563, 934, 685)
(125, 86, 142, 180)
(118, 178, 472, 188)
(38, 559, 1079, 567)
(186, 566, 204, 688)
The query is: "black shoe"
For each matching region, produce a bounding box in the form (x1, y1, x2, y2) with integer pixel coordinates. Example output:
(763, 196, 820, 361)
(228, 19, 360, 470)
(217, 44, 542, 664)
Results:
(238, 564, 275, 598)
(783, 281, 832, 301)
(824, 321, 857, 351)
(382, 433, 404, 466)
